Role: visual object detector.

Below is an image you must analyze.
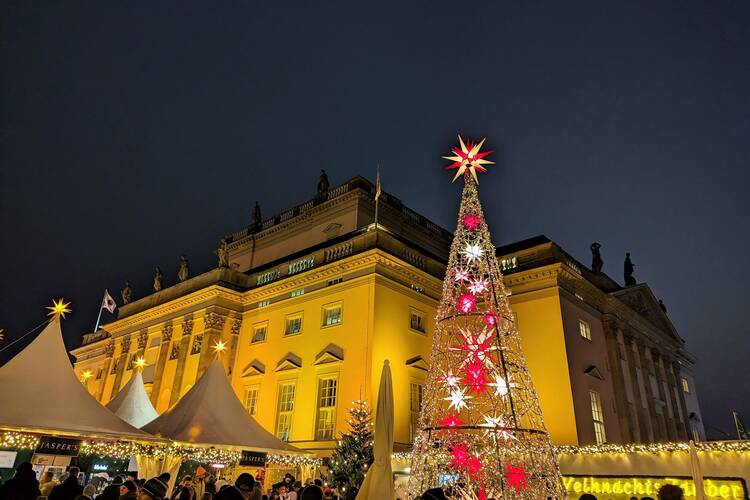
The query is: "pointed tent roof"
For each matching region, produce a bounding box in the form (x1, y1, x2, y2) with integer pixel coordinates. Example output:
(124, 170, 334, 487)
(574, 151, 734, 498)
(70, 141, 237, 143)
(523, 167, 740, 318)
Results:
(143, 360, 299, 453)
(0, 320, 149, 439)
(107, 369, 159, 428)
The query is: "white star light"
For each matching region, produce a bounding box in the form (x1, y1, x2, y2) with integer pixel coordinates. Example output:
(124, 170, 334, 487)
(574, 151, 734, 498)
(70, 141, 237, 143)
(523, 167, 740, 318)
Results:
(453, 267, 471, 282)
(440, 370, 460, 388)
(461, 243, 484, 264)
(445, 388, 472, 411)
(467, 277, 489, 294)
(449, 327, 497, 368)
(480, 415, 517, 442)
(488, 373, 517, 397)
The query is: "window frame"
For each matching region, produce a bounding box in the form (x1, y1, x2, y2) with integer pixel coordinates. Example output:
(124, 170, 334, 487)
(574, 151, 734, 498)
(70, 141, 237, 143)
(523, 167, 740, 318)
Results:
(321, 302, 343, 328)
(315, 376, 339, 440)
(589, 390, 607, 445)
(409, 308, 426, 334)
(681, 377, 690, 393)
(579, 319, 592, 341)
(244, 384, 260, 416)
(284, 312, 304, 337)
(409, 381, 424, 442)
(275, 381, 297, 441)
(251, 322, 268, 344)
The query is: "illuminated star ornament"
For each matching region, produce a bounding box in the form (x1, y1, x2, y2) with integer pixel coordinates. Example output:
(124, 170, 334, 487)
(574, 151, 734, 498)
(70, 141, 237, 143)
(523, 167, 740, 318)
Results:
(438, 414, 465, 433)
(467, 277, 489, 295)
(480, 415, 517, 442)
(80, 370, 93, 381)
(445, 387, 472, 411)
(212, 340, 227, 354)
(462, 213, 482, 230)
(134, 357, 146, 369)
(47, 299, 72, 320)
(461, 242, 484, 263)
(504, 464, 529, 492)
(443, 135, 495, 183)
(453, 267, 471, 282)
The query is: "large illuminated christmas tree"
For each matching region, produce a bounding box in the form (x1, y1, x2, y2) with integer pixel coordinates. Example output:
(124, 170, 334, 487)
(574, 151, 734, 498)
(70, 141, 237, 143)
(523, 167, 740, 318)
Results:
(408, 136, 563, 499)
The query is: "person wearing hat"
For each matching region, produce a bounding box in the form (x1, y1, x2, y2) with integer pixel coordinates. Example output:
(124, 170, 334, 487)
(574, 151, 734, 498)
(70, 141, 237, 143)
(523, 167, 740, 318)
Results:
(97, 476, 124, 500)
(140, 477, 168, 500)
(120, 480, 139, 500)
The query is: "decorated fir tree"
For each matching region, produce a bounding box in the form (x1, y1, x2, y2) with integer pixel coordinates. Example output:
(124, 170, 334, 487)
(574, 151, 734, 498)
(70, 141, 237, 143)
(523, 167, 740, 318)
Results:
(408, 136, 563, 499)
(327, 399, 374, 499)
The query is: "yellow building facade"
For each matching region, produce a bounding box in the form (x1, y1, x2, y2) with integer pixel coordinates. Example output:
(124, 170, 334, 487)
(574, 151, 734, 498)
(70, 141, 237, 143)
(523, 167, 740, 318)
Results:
(72, 176, 702, 456)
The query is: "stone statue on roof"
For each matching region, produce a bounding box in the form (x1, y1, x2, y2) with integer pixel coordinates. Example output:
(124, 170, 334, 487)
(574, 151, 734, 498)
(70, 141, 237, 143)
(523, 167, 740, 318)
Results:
(178, 255, 189, 282)
(121, 281, 133, 304)
(317, 169, 330, 196)
(253, 201, 262, 228)
(624, 252, 636, 286)
(217, 238, 230, 268)
(153, 266, 163, 292)
(590, 242, 603, 274)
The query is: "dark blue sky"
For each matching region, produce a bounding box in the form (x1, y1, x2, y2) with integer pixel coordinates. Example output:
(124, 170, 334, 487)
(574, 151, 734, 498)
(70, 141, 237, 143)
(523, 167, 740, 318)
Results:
(1, 1, 748, 438)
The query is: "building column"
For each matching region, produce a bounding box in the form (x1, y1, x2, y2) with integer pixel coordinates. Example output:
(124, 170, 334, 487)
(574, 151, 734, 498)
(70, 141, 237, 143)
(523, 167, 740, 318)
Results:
(110, 335, 132, 401)
(636, 342, 662, 441)
(653, 353, 678, 441)
(228, 317, 242, 376)
(602, 319, 632, 443)
(97, 340, 115, 403)
(150, 323, 173, 406)
(669, 361, 691, 440)
(170, 316, 193, 407)
(622, 335, 646, 442)
(197, 311, 226, 378)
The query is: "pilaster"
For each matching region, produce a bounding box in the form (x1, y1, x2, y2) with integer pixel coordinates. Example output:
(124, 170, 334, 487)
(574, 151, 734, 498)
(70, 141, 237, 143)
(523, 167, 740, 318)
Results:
(150, 323, 173, 406)
(169, 316, 193, 407)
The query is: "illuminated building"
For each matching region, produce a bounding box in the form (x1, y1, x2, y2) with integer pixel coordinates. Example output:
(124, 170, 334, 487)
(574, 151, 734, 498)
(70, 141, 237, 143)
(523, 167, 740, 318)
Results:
(72, 176, 703, 455)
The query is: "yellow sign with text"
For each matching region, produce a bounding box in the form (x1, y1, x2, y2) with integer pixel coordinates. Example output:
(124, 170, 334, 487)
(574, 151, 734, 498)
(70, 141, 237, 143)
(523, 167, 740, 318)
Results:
(563, 475, 747, 499)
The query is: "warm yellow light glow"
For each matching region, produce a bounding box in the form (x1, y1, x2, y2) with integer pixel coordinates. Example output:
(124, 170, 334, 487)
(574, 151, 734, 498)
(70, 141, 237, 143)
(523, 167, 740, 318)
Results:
(135, 357, 146, 369)
(46, 298, 72, 320)
(81, 370, 93, 381)
(212, 340, 227, 354)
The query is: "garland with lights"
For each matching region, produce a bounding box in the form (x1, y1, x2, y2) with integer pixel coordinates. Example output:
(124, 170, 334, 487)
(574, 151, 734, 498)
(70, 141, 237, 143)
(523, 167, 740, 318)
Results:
(326, 399, 374, 500)
(407, 136, 563, 499)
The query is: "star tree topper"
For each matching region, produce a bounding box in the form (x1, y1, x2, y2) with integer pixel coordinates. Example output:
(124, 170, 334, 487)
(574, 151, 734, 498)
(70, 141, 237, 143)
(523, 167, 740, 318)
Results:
(443, 135, 494, 183)
(47, 299, 72, 321)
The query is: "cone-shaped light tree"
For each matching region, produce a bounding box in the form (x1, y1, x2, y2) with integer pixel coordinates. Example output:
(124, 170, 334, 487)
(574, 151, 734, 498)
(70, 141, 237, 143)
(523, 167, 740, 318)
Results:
(408, 136, 563, 499)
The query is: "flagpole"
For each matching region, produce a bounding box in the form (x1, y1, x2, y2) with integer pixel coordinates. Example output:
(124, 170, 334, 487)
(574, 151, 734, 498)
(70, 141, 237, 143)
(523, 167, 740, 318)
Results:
(733, 411, 744, 440)
(93, 306, 103, 333)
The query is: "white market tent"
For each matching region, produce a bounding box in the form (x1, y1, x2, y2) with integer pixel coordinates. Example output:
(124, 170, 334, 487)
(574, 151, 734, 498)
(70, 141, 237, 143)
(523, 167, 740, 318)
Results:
(143, 360, 299, 453)
(0, 319, 149, 439)
(107, 369, 159, 429)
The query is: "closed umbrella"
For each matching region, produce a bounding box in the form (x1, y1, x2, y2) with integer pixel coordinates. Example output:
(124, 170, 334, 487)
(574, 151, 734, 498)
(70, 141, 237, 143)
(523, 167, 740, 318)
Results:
(357, 360, 394, 500)
(689, 440, 705, 500)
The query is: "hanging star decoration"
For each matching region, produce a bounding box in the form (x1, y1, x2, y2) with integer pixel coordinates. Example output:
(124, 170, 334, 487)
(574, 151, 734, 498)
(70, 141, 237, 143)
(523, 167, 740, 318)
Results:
(450, 328, 497, 367)
(467, 277, 489, 295)
(462, 213, 482, 230)
(134, 357, 146, 369)
(461, 242, 484, 263)
(463, 356, 490, 394)
(503, 464, 529, 492)
(456, 293, 477, 314)
(212, 340, 227, 355)
(489, 373, 517, 398)
(453, 267, 471, 282)
(437, 414, 465, 433)
(80, 370, 93, 382)
(443, 135, 495, 183)
(482, 311, 500, 327)
(439, 369, 460, 389)
(47, 299, 72, 320)
(445, 387, 472, 411)
(480, 415, 517, 443)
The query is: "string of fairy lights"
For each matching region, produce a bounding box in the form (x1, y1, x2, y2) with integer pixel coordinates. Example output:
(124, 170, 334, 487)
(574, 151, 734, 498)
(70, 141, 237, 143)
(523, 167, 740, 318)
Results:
(0, 430, 321, 467)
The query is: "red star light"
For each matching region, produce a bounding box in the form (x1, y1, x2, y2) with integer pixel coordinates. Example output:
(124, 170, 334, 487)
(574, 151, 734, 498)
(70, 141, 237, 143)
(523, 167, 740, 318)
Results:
(449, 444, 471, 469)
(438, 413, 465, 433)
(457, 293, 477, 314)
(483, 312, 499, 327)
(503, 464, 529, 493)
(463, 356, 490, 394)
(462, 213, 482, 230)
(443, 135, 495, 183)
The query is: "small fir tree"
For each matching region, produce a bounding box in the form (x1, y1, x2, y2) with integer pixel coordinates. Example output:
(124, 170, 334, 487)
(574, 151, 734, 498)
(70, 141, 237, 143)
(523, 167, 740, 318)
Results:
(326, 399, 374, 499)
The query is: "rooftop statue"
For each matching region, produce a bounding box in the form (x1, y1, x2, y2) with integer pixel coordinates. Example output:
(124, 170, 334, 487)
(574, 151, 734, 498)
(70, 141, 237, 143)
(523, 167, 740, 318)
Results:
(217, 239, 230, 268)
(178, 255, 189, 282)
(590, 242, 603, 273)
(121, 281, 133, 304)
(317, 169, 330, 195)
(624, 252, 636, 286)
(252, 201, 262, 228)
(153, 266, 163, 291)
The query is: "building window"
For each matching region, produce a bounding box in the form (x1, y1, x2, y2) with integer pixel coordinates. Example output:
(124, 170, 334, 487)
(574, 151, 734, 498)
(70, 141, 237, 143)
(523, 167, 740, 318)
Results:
(257, 299, 271, 308)
(327, 277, 343, 286)
(579, 319, 592, 341)
(244, 385, 260, 416)
(589, 390, 607, 444)
(275, 382, 296, 441)
(251, 323, 267, 344)
(284, 313, 303, 336)
(322, 303, 342, 327)
(409, 309, 426, 333)
(316, 377, 338, 440)
(409, 382, 424, 442)
(291, 289, 305, 298)
(681, 377, 690, 393)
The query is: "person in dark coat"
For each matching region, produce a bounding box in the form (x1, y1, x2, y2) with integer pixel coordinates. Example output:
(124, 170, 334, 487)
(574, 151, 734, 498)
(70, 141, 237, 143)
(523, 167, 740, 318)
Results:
(0, 461, 41, 500)
(49, 467, 83, 500)
(98, 476, 125, 500)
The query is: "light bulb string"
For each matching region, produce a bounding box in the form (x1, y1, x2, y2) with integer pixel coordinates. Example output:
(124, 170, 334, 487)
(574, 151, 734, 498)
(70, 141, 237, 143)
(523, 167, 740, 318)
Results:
(0, 318, 50, 354)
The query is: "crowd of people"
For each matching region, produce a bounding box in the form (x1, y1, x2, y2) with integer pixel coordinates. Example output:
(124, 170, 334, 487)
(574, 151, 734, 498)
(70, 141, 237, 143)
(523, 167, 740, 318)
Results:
(0, 464, 340, 500)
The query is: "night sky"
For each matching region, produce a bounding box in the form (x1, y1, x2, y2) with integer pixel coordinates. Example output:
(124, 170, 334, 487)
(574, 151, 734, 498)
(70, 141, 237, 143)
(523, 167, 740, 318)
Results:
(1, 2, 748, 438)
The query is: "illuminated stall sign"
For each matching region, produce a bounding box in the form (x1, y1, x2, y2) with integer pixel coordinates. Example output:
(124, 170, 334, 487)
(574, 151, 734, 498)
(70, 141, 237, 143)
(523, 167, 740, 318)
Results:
(239, 450, 267, 467)
(35, 436, 81, 457)
(563, 475, 748, 500)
